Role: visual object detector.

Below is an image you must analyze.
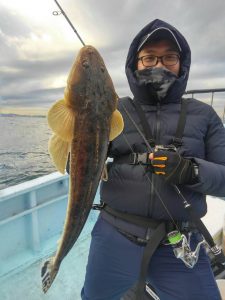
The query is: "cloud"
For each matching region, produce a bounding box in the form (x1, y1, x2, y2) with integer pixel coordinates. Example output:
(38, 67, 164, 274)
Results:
(0, 5, 31, 37)
(0, 0, 225, 115)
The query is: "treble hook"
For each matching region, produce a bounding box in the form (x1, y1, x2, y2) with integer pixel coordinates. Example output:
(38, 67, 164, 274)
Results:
(52, 10, 62, 15)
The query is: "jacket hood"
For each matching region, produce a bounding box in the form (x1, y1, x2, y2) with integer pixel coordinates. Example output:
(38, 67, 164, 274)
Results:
(125, 19, 191, 104)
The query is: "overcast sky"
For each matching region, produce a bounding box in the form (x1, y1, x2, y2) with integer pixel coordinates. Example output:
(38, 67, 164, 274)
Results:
(1, 0, 225, 117)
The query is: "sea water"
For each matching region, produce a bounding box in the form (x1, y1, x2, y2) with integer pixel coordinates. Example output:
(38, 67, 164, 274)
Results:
(0, 114, 56, 190)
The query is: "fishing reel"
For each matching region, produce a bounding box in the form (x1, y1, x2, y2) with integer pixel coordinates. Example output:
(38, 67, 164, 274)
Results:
(154, 144, 178, 153)
(167, 230, 206, 268)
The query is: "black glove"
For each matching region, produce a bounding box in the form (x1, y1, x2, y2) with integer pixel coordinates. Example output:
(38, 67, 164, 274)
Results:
(151, 150, 196, 185)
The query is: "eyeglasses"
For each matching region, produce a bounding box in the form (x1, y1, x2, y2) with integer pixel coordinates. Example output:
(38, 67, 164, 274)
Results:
(137, 54, 180, 67)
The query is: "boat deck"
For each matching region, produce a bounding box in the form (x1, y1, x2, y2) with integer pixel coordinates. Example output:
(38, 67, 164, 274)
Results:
(0, 173, 99, 300)
(0, 209, 98, 300)
(0, 172, 224, 300)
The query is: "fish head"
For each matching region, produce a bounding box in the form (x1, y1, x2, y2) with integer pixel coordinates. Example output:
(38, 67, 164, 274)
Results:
(64, 45, 117, 115)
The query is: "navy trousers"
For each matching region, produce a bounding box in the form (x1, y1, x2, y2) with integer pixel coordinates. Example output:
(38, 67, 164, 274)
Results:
(81, 215, 221, 300)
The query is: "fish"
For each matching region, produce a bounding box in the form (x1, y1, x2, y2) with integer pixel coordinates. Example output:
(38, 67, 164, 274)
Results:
(41, 45, 124, 293)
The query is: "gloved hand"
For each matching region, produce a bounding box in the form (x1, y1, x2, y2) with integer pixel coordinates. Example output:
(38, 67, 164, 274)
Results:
(149, 150, 195, 185)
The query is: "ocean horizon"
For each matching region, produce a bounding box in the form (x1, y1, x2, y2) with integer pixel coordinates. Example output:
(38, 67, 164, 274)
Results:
(0, 114, 56, 190)
(0, 111, 224, 191)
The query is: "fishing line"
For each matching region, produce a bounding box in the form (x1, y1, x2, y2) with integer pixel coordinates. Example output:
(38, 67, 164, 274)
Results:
(120, 101, 179, 229)
(121, 101, 225, 271)
(53, 0, 85, 46)
(121, 132, 179, 228)
(50, 1, 201, 232)
(50, 2, 225, 272)
(121, 101, 152, 152)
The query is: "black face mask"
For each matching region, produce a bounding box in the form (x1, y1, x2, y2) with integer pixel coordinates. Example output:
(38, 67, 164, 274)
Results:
(134, 67, 178, 101)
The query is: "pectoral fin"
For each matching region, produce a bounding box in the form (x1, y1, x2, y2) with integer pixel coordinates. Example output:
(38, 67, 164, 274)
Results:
(48, 134, 70, 174)
(109, 109, 124, 141)
(47, 99, 75, 142)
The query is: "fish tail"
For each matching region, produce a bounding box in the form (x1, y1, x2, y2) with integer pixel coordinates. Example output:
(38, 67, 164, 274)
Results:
(41, 258, 58, 293)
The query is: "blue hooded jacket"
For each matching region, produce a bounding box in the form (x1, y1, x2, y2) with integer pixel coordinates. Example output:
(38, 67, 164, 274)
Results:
(100, 19, 225, 220)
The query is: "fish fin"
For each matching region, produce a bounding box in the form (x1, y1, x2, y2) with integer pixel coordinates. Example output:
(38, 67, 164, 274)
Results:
(47, 99, 75, 142)
(109, 109, 124, 141)
(48, 134, 70, 174)
(41, 258, 58, 293)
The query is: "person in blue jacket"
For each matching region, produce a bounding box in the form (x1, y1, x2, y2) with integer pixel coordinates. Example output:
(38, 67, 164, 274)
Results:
(80, 19, 225, 300)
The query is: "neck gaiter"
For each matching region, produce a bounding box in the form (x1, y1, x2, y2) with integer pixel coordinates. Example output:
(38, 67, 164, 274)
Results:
(134, 67, 178, 101)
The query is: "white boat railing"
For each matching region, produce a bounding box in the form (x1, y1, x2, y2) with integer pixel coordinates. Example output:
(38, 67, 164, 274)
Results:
(0, 172, 70, 277)
(185, 88, 225, 123)
(0, 171, 224, 281)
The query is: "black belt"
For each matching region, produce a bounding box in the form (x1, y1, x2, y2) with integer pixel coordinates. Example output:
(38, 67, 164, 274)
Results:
(100, 207, 196, 246)
(93, 203, 197, 300)
(100, 205, 165, 300)
(94, 204, 166, 300)
(100, 207, 161, 246)
(120, 221, 197, 247)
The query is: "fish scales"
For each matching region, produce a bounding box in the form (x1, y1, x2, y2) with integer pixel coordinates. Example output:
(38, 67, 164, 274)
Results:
(41, 45, 122, 293)
(55, 114, 110, 263)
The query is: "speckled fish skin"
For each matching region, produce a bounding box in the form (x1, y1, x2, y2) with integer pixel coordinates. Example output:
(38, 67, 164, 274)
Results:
(42, 46, 118, 292)
(57, 45, 117, 261)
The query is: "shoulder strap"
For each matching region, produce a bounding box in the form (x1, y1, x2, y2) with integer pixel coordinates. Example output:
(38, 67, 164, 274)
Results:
(122, 97, 189, 149)
(129, 98, 156, 147)
(172, 98, 189, 148)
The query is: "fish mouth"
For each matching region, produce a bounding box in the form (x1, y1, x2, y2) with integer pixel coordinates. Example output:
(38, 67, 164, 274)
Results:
(44, 44, 124, 294)
(79, 45, 104, 69)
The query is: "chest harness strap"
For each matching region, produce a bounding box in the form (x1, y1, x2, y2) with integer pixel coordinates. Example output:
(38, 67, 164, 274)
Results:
(94, 98, 225, 299)
(95, 99, 191, 300)
(114, 98, 189, 166)
(120, 97, 225, 279)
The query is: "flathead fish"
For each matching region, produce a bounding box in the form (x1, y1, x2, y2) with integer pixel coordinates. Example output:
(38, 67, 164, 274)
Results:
(41, 45, 124, 293)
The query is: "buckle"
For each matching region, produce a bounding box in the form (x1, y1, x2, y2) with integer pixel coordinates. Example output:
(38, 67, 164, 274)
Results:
(92, 202, 105, 210)
(129, 153, 149, 165)
(155, 144, 177, 152)
(129, 153, 138, 165)
(138, 153, 149, 164)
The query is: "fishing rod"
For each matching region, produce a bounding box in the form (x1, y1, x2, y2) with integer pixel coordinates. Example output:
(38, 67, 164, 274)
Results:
(51, 0, 176, 228)
(51, 0, 225, 271)
(53, 0, 85, 46)
(121, 102, 225, 269)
